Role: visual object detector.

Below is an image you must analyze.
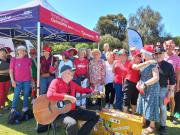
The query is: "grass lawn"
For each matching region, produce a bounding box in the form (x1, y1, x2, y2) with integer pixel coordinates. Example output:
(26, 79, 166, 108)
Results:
(0, 93, 179, 135)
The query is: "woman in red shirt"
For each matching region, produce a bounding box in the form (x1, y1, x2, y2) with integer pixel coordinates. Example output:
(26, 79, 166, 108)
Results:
(73, 49, 89, 86)
(112, 50, 127, 110)
(123, 50, 141, 114)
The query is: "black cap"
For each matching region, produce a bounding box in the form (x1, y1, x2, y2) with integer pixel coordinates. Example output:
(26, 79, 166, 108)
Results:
(154, 47, 165, 54)
(60, 65, 76, 73)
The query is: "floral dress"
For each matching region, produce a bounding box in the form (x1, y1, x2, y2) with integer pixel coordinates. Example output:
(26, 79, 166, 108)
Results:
(89, 59, 105, 86)
(136, 64, 160, 122)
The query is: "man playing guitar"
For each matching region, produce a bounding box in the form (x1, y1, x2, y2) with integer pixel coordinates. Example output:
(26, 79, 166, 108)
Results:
(47, 65, 99, 135)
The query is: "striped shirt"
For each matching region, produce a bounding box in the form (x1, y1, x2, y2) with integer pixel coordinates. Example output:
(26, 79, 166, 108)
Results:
(164, 54, 180, 72)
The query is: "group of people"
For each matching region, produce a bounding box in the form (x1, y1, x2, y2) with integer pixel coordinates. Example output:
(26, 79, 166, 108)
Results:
(0, 39, 180, 135)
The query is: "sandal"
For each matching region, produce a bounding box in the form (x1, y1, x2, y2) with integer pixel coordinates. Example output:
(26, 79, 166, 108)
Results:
(142, 126, 155, 135)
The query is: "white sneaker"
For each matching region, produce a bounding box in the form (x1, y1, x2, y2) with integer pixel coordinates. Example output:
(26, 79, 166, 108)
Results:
(105, 104, 109, 109)
(109, 104, 113, 109)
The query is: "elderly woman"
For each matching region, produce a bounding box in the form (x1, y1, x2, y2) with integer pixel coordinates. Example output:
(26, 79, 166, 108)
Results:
(9, 45, 32, 113)
(73, 48, 89, 86)
(74, 48, 89, 106)
(0, 47, 11, 115)
(135, 45, 160, 134)
(104, 52, 115, 109)
(89, 49, 105, 92)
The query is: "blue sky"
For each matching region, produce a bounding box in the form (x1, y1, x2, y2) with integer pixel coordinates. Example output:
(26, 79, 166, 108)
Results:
(0, 0, 180, 36)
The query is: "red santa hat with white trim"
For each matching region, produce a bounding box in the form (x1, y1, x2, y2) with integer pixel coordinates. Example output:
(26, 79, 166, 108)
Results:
(140, 44, 154, 56)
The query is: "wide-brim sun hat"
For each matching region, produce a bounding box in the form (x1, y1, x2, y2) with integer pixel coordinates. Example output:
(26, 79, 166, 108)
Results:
(66, 48, 78, 56)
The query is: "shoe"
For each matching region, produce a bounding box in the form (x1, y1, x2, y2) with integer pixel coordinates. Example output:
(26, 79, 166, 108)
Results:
(170, 116, 178, 125)
(109, 104, 113, 109)
(142, 126, 155, 135)
(174, 112, 180, 119)
(159, 126, 168, 135)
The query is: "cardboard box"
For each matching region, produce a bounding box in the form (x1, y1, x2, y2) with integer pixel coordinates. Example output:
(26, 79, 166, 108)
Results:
(93, 109, 143, 135)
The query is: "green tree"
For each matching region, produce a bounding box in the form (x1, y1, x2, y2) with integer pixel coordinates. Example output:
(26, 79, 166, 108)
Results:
(51, 43, 72, 54)
(96, 14, 127, 41)
(128, 6, 166, 44)
(174, 36, 180, 47)
(99, 34, 123, 50)
(75, 43, 90, 49)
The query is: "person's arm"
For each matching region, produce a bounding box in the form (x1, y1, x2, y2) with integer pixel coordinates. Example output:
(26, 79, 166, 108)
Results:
(101, 60, 105, 84)
(112, 61, 116, 73)
(9, 58, 16, 87)
(175, 69, 180, 92)
(175, 57, 180, 92)
(132, 60, 157, 70)
(144, 66, 159, 87)
(72, 81, 93, 94)
(168, 64, 176, 91)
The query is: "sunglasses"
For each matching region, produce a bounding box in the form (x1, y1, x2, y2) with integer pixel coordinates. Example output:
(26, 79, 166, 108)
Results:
(155, 52, 162, 55)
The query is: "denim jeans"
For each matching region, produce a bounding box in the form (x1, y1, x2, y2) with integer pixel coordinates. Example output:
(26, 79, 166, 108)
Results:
(160, 87, 168, 126)
(114, 83, 123, 110)
(12, 81, 31, 110)
(40, 76, 54, 95)
(58, 108, 99, 135)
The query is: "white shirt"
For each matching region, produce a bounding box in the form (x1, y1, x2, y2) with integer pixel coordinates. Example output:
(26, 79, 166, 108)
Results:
(104, 61, 114, 84)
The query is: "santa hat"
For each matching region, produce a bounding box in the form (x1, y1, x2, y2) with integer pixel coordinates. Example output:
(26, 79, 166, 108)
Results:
(141, 44, 154, 56)
(43, 45, 52, 52)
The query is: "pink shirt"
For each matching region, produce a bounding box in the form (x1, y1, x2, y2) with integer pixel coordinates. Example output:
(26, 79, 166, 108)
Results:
(10, 57, 32, 81)
(164, 54, 180, 72)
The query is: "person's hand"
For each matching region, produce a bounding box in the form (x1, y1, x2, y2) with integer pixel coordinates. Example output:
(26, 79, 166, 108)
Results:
(136, 81, 145, 94)
(101, 80, 105, 85)
(12, 81, 16, 88)
(31, 79, 35, 87)
(176, 85, 179, 92)
(64, 95, 77, 103)
(91, 90, 99, 95)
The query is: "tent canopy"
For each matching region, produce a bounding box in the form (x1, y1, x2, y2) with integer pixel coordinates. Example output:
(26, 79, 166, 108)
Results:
(0, 0, 100, 42)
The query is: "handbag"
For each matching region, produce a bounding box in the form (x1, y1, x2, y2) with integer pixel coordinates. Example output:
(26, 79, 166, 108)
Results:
(49, 56, 56, 74)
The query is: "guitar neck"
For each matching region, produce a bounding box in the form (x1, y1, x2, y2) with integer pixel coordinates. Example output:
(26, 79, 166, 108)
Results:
(76, 93, 92, 100)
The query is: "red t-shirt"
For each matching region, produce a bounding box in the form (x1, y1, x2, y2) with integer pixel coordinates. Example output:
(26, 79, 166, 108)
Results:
(113, 61, 126, 84)
(47, 78, 92, 110)
(74, 58, 89, 77)
(125, 61, 140, 83)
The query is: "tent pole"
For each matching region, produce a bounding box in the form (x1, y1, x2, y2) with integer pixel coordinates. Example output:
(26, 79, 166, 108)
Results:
(36, 22, 41, 97)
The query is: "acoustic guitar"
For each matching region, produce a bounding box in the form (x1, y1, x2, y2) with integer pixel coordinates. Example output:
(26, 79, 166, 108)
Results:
(33, 93, 98, 125)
